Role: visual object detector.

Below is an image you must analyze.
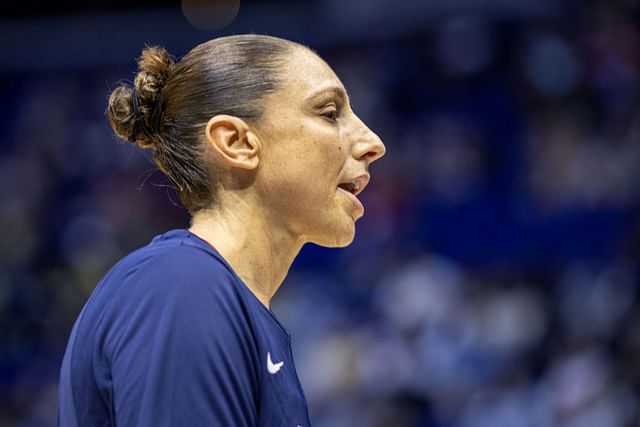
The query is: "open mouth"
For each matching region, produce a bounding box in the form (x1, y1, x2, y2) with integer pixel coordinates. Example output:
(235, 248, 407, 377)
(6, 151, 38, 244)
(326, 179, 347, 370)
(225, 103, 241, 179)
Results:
(337, 174, 369, 197)
(338, 182, 358, 194)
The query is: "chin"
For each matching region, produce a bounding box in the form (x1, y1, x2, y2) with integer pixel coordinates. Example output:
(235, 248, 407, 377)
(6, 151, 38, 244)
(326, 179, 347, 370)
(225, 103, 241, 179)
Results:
(312, 220, 356, 248)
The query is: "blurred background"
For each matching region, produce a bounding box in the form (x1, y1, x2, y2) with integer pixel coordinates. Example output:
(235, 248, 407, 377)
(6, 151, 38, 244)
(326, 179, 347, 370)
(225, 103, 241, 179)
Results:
(1, 0, 640, 426)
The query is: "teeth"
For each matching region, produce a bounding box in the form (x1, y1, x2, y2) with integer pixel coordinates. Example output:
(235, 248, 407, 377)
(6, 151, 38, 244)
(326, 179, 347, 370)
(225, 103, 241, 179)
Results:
(339, 183, 355, 194)
(339, 180, 362, 194)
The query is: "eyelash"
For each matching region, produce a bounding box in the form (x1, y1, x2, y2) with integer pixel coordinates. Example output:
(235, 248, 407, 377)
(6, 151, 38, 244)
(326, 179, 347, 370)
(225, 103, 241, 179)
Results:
(322, 109, 338, 122)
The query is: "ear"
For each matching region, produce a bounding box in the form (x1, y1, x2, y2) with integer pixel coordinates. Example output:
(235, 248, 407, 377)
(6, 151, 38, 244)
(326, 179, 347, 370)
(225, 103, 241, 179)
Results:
(205, 115, 260, 170)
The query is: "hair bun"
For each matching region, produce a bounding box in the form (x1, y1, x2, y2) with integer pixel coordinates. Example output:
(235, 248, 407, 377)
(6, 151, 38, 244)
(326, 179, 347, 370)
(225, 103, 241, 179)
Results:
(107, 46, 176, 148)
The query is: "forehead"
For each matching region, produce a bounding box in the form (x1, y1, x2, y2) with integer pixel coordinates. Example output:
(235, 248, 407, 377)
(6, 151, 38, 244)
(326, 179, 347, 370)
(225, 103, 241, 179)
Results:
(278, 48, 346, 101)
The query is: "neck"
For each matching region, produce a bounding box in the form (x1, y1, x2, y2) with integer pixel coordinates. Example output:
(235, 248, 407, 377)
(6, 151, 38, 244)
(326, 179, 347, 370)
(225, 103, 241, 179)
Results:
(188, 195, 304, 309)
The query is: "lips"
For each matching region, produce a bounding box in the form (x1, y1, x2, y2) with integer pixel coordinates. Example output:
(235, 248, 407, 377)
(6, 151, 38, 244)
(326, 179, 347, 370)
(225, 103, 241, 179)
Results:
(337, 174, 369, 215)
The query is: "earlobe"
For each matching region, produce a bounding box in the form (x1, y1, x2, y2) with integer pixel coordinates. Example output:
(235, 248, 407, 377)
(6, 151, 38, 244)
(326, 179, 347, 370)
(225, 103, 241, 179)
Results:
(205, 115, 259, 170)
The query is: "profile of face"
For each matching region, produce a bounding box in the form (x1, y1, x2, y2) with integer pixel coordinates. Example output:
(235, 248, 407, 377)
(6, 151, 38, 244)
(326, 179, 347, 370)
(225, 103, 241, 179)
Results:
(207, 47, 386, 248)
(255, 48, 386, 247)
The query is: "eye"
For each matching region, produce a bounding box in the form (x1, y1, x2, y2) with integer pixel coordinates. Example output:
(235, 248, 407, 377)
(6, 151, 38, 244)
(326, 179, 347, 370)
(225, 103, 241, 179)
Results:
(321, 109, 338, 122)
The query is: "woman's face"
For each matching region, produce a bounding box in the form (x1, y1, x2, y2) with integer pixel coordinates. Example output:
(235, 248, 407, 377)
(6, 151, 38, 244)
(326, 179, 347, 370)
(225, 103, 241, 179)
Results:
(254, 47, 386, 247)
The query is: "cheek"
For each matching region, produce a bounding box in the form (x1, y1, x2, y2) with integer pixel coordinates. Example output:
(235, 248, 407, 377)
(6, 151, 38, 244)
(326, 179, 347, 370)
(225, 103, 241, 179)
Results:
(305, 144, 345, 198)
(261, 121, 346, 203)
(284, 134, 344, 180)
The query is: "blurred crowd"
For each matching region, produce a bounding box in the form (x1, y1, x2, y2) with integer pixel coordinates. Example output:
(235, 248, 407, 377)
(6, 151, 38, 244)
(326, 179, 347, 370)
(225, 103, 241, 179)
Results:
(1, 0, 640, 426)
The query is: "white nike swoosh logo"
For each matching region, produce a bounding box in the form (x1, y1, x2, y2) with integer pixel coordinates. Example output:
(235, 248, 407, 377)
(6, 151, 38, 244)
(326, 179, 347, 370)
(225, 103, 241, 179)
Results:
(267, 352, 284, 374)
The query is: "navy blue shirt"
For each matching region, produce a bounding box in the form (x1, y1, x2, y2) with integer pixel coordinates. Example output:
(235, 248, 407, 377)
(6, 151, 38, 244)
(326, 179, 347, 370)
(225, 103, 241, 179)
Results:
(58, 229, 312, 427)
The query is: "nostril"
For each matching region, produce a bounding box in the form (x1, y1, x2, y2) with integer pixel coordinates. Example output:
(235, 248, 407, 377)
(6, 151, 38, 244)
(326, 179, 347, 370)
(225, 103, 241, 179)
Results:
(363, 150, 378, 161)
(350, 121, 385, 161)
(372, 140, 386, 161)
(364, 144, 385, 162)
(355, 134, 385, 163)
(354, 143, 384, 162)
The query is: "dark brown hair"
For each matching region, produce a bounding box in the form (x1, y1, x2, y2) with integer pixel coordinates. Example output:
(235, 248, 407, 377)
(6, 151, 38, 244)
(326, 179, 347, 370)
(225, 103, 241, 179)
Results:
(107, 34, 301, 213)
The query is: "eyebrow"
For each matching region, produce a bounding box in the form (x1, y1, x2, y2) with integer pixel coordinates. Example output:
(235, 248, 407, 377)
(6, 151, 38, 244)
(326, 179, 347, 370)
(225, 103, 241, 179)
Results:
(305, 85, 349, 103)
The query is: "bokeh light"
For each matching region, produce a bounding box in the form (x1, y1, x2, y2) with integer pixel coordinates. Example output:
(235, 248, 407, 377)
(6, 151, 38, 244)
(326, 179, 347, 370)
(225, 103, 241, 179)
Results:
(182, 0, 240, 31)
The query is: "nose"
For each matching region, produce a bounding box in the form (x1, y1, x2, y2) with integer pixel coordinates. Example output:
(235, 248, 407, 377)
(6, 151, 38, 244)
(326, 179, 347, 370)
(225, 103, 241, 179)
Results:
(351, 115, 386, 164)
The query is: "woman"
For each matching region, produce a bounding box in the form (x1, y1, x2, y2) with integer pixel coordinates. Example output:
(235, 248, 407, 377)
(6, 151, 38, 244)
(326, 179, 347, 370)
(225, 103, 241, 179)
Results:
(58, 34, 385, 427)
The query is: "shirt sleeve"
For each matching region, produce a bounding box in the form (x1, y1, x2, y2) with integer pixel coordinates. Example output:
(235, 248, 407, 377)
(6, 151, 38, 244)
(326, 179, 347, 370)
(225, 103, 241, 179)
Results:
(99, 249, 259, 427)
